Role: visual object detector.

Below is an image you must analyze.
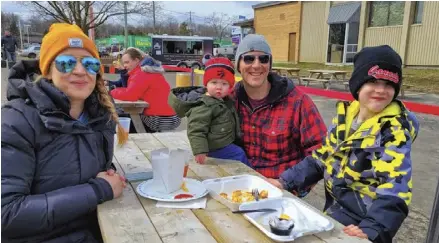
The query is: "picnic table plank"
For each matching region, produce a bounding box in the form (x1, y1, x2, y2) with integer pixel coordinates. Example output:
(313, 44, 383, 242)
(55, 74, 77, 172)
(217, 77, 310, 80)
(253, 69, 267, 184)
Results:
(308, 70, 348, 74)
(130, 133, 167, 157)
(272, 67, 301, 71)
(272, 67, 302, 85)
(114, 139, 152, 173)
(152, 131, 193, 152)
(301, 78, 330, 89)
(150, 133, 327, 243)
(97, 158, 163, 243)
(130, 181, 218, 243)
(114, 99, 150, 107)
(113, 136, 217, 243)
(307, 70, 349, 90)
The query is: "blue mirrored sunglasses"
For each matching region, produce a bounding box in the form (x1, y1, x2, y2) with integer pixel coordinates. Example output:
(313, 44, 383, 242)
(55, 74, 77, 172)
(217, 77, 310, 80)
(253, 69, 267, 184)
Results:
(54, 55, 101, 75)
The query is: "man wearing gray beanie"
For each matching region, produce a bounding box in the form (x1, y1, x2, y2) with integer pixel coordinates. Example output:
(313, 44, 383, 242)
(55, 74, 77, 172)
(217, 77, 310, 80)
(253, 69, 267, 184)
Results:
(232, 34, 327, 179)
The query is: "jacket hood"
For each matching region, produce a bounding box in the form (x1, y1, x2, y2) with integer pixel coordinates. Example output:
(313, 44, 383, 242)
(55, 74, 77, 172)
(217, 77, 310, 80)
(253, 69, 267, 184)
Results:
(168, 86, 206, 117)
(234, 72, 295, 106)
(6, 60, 114, 133)
(140, 56, 165, 73)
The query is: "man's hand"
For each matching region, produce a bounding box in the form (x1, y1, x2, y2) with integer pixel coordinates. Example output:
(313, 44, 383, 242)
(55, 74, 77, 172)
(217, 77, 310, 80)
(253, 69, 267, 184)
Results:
(195, 153, 207, 164)
(266, 178, 284, 189)
(343, 225, 368, 239)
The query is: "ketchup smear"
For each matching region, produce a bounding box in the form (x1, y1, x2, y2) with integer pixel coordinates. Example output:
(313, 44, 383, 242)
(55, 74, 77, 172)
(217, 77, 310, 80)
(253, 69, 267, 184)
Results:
(174, 194, 194, 199)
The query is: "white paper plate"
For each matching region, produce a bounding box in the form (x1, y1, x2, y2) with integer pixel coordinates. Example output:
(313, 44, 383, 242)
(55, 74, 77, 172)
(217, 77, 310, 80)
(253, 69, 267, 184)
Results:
(136, 178, 208, 202)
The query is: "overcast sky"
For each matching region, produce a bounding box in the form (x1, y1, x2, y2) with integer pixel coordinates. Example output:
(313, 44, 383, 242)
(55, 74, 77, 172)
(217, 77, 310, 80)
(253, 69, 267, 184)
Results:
(1, 1, 261, 25)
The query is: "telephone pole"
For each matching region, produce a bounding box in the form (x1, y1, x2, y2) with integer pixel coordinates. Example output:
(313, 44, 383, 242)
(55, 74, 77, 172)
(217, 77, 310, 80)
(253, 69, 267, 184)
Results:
(153, 1, 156, 33)
(18, 18, 23, 49)
(124, 2, 128, 48)
(189, 11, 192, 36)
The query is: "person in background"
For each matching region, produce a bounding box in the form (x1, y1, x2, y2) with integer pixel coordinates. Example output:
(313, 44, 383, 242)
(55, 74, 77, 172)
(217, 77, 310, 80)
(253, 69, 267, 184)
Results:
(105, 48, 148, 90)
(106, 60, 129, 90)
(169, 57, 249, 165)
(268, 45, 420, 243)
(110, 48, 181, 132)
(2, 23, 127, 242)
(1, 30, 19, 62)
(232, 34, 327, 179)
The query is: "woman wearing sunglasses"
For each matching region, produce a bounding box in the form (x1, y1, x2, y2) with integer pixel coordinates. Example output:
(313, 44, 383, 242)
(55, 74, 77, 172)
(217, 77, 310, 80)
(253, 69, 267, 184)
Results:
(2, 23, 127, 242)
(110, 48, 181, 133)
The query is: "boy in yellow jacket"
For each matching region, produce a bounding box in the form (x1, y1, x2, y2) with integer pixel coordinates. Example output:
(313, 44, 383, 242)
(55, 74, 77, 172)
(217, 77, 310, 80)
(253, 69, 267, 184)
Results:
(268, 45, 419, 243)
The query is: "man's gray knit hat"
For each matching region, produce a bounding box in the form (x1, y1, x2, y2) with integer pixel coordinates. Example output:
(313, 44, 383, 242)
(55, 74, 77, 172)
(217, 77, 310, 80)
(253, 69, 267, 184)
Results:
(234, 34, 272, 72)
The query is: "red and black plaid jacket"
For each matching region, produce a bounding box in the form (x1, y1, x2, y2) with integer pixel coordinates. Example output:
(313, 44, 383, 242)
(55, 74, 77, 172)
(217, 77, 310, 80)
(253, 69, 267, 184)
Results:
(233, 73, 327, 178)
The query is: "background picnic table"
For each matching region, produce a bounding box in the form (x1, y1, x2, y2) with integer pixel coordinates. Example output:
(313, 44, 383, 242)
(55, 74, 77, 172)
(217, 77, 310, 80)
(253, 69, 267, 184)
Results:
(114, 99, 149, 133)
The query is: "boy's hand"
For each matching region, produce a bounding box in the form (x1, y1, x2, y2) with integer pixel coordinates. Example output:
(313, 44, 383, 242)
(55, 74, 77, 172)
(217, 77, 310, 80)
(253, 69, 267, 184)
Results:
(195, 154, 207, 164)
(343, 225, 368, 239)
(267, 178, 284, 189)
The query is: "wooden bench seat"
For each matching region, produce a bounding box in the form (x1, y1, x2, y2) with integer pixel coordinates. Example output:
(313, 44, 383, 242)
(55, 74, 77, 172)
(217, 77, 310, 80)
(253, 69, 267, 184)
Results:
(302, 78, 330, 89)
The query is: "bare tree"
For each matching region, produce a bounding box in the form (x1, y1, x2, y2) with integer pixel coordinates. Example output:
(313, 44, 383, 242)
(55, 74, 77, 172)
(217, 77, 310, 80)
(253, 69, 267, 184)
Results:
(179, 22, 190, 36)
(160, 16, 179, 35)
(195, 23, 217, 37)
(22, 1, 155, 34)
(95, 23, 125, 38)
(23, 16, 57, 35)
(1, 12, 21, 37)
(205, 12, 235, 41)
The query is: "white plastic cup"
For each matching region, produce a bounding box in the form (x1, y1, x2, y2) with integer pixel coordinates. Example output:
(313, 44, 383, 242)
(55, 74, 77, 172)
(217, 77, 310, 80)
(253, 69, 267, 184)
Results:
(118, 117, 131, 133)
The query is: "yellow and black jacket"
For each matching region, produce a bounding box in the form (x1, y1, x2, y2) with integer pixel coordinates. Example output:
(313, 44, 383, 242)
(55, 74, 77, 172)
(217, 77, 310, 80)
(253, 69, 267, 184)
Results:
(280, 100, 419, 243)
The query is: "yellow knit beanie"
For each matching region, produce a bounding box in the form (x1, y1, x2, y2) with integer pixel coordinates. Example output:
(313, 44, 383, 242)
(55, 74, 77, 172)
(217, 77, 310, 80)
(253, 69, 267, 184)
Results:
(39, 23, 101, 76)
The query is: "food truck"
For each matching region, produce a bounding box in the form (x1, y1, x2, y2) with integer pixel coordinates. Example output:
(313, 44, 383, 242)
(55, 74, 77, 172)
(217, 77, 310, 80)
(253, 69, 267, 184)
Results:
(150, 35, 214, 69)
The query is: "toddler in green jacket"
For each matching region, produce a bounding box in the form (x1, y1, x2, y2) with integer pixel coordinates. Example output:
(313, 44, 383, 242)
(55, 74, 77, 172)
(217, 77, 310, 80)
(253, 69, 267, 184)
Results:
(169, 58, 250, 166)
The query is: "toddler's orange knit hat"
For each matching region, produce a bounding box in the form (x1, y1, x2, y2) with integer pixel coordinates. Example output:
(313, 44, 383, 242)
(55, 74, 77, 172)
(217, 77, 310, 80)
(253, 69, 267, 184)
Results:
(39, 23, 101, 76)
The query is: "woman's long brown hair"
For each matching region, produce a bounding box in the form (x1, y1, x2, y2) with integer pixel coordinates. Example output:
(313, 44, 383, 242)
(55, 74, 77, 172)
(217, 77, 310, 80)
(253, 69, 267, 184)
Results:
(95, 75, 128, 145)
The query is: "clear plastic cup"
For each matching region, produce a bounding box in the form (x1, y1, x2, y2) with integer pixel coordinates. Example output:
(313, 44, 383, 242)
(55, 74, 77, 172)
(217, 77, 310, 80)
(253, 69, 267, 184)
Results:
(118, 117, 131, 133)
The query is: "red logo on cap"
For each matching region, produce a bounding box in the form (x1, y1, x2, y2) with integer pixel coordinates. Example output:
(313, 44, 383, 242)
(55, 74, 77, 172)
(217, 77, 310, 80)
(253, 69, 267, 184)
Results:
(217, 70, 225, 78)
(368, 65, 399, 84)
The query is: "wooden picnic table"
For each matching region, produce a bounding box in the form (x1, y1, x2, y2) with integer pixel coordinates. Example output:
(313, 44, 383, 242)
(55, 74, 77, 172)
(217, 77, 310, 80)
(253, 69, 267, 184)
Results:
(272, 67, 302, 85)
(305, 70, 349, 90)
(97, 131, 370, 243)
(114, 99, 149, 133)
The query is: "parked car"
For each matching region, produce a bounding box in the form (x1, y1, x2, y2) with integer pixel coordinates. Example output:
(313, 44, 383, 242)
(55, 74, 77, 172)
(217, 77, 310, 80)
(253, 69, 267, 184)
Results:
(18, 45, 41, 59)
(98, 46, 109, 57)
(213, 45, 236, 60)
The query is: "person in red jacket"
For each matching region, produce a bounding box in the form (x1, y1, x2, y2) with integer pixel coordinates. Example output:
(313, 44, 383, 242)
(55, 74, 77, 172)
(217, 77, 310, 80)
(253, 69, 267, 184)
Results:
(110, 48, 181, 132)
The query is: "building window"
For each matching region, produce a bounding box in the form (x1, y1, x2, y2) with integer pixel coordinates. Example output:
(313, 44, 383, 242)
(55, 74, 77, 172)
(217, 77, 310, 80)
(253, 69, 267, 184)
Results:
(368, 2, 405, 27)
(413, 1, 424, 24)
